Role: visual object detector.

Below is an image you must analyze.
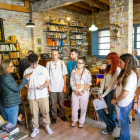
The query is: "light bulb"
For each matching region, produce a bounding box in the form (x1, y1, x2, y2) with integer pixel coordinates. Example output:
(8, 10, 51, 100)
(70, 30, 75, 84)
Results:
(67, 17, 70, 21)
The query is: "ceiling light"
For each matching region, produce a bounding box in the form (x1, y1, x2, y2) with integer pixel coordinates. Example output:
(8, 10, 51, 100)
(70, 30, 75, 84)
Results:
(89, 24, 98, 31)
(67, 17, 70, 21)
(26, 20, 35, 27)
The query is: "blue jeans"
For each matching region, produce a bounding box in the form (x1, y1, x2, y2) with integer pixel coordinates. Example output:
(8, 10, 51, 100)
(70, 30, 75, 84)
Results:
(97, 90, 116, 130)
(0, 98, 7, 120)
(4, 105, 19, 126)
(118, 100, 133, 140)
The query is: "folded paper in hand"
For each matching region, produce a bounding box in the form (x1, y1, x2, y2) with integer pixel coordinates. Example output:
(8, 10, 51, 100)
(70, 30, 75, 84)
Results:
(28, 87, 39, 89)
(93, 99, 107, 110)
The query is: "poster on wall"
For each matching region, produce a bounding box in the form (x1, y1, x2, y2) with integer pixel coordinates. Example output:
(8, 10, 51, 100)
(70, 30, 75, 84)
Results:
(37, 47, 42, 54)
(0, 18, 5, 42)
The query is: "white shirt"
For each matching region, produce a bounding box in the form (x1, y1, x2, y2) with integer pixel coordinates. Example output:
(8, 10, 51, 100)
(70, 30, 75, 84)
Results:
(116, 70, 137, 107)
(70, 68, 92, 91)
(46, 60, 68, 92)
(99, 67, 121, 97)
(24, 65, 50, 100)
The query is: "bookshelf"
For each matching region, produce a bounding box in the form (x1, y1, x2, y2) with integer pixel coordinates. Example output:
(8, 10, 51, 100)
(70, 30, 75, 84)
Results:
(44, 20, 70, 66)
(69, 21, 88, 56)
(0, 43, 20, 77)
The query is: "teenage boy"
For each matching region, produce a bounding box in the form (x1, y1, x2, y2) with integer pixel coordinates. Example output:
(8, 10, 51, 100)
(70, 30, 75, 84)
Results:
(24, 53, 52, 138)
(67, 49, 78, 101)
(18, 50, 34, 79)
(46, 49, 68, 124)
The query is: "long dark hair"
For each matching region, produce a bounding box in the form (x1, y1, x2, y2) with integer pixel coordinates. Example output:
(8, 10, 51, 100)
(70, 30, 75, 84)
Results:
(117, 53, 138, 86)
(78, 56, 86, 79)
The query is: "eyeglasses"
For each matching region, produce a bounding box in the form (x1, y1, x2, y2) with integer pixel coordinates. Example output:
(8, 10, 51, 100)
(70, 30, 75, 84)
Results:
(30, 62, 38, 66)
(9, 65, 14, 68)
(77, 63, 84, 65)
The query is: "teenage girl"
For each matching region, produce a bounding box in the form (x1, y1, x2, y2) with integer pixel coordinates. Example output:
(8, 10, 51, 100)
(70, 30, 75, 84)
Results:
(97, 52, 120, 134)
(111, 53, 138, 140)
(70, 56, 92, 128)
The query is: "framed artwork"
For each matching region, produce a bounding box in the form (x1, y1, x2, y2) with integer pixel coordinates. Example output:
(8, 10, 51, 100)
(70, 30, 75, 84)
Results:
(37, 38, 41, 45)
(0, 18, 5, 42)
(37, 47, 42, 54)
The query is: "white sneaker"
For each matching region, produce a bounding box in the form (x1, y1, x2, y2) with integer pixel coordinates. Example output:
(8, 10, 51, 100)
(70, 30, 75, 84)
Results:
(30, 128, 39, 138)
(45, 125, 53, 135)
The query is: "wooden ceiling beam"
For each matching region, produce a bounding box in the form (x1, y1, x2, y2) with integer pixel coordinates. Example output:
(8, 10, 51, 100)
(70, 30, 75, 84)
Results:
(82, 0, 109, 11)
(72, 2, 92, 11)
(64, 5, 92, 15)
(99, 0, 109, 5)
(0, 1, 29, 13)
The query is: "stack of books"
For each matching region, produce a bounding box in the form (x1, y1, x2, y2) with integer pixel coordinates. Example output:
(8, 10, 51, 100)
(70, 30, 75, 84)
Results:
(2, 122, 19, 135)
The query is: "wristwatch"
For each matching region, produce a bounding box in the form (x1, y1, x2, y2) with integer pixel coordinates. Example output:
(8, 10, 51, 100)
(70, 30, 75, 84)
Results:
(43, 85, 45, 88)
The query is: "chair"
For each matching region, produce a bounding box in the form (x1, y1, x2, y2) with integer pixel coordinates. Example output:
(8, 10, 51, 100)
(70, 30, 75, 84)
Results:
(87, 74, 104, 118)
(20, 88, 31, 128)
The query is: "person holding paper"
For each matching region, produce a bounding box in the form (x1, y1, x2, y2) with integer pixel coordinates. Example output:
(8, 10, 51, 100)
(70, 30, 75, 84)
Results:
(0, 60, 32, 125)
(70, 56, 92, 128)
(24, 53, 53, 138)
(97, 52, 120, 134)
(111, 53, 138, 140)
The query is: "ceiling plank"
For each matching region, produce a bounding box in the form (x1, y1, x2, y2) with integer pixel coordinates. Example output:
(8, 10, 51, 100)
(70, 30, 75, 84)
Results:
(82, 0, 109, 11)
(64, 5, 92, 15)
(0, 1, 29, 13)
(72, 2, 92, 11)
(99, 0, 109, 5)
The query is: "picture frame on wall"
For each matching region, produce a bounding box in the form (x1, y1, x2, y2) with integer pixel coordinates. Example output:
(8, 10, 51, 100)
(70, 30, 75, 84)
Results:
(0, 18, 5, 42)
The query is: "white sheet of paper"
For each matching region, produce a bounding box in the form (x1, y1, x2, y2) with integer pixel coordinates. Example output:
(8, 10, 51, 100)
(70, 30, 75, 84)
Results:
(93, 99, 107, 111)
(116, 105, 120, 119)
(28, 87, 39, 89)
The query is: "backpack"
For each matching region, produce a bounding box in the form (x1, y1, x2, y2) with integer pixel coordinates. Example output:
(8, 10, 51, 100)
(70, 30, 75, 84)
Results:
(49, 60, 63, 76)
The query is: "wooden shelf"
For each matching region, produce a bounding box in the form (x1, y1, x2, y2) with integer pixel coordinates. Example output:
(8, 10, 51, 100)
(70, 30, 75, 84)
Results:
(0, 43, 17, 45)
(70, 32, 87, 35)
(69, 26, 87, 28)
(44, 31, 66, 33)
(0, 50, 19, 52)
(45, 22, 67, 26)
(70, 39, 83, 40)
(46, 38, 68, 40)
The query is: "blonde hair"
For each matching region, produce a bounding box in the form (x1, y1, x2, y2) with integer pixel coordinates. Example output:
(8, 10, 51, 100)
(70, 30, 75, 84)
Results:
(0, 60, 11, 75)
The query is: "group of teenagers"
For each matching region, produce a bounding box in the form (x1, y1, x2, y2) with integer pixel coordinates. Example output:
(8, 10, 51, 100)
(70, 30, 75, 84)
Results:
(0, 48, 139, 140)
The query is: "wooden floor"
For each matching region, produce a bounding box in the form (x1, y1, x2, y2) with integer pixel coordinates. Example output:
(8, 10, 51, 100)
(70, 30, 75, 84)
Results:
(17, 107, 139, 140)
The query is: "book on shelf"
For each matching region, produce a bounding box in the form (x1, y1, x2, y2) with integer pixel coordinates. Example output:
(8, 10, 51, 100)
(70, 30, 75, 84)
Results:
(11, 52, 19, 58)
(13, 59, 19, 66)
(2, 122, 19, 135)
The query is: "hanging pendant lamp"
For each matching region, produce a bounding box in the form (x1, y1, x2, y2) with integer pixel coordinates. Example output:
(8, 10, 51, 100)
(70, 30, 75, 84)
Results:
(26, 3, 35, 28)
(89, 6, 98, 31)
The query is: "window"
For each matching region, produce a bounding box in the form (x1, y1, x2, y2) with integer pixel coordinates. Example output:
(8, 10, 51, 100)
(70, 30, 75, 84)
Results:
(99, 30, 110, 55)
(134, 25, 140, 58)
(92, 28, 110, 59)
(92, 25, 140, 59)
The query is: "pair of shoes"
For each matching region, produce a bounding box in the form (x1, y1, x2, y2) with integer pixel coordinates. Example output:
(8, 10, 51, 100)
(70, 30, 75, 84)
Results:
(102, 128, 113, 134)
(79, 123, 83, 128)
(61, 116, 67, 122)
(71, 122, 76, 127)
(30, 128, 39, 138)
(51, 119, 56, 124)
(45, 125, 53, 135)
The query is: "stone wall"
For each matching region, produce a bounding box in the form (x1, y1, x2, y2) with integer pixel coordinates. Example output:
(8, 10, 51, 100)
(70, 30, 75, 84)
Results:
(0, 0, 32, 50)
(32, 8, 88, 52)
